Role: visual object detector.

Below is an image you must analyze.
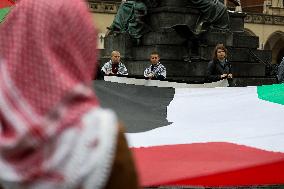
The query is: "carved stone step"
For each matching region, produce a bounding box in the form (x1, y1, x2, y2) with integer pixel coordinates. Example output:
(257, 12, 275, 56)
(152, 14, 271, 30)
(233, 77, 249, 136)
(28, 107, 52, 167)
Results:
(199, 46, 271, 63)
(141, 30, 186, 45)
(199, 31, 259, 48)
(132, 45, 188, 61)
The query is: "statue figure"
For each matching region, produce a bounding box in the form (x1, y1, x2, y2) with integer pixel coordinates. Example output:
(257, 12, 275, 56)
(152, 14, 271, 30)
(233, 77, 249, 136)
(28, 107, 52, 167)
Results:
(102, 0, 270, 83)
(142, 0, 159, 8)
(188, 0, 230, 34)
(105, 0, 148, 42)
(106, 0, 241, 41)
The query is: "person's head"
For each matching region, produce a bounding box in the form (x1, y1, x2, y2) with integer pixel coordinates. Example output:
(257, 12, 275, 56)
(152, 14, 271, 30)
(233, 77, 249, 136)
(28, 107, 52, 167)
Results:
(111, 51, 121, 64)
(213, 44, 227, 61)
(0, 0, 99, 115)
(150, 51, 160, 65)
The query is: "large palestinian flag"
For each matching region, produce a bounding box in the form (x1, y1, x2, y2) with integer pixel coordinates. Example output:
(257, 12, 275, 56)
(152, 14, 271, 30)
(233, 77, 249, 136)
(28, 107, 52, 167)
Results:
(94, 78, 284, 188)
(0, 0, 14, 23)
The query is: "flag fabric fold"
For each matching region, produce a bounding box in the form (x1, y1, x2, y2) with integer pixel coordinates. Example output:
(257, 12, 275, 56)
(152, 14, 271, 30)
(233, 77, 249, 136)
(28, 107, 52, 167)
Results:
(127, 84, 284, 187)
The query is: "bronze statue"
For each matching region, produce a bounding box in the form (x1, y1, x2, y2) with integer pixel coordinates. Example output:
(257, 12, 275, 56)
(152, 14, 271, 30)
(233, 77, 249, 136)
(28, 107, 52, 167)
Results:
(105, 0, 148, 40)
(106, 0, 234, 40)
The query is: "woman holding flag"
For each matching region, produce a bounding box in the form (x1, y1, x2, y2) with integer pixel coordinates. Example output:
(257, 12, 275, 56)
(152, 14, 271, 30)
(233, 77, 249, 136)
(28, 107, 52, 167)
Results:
(207, 43, 233, 83)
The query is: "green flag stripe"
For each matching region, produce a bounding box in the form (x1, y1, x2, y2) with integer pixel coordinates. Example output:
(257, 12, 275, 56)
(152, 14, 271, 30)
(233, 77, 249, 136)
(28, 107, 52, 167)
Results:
(0, 7, 11, 23)
(257, 83, 284, 105)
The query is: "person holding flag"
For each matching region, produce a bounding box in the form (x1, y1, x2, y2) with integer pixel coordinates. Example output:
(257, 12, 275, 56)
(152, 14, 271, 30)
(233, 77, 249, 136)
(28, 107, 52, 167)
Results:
(207, 43, 233, 82)
(144, 51, 167, 80)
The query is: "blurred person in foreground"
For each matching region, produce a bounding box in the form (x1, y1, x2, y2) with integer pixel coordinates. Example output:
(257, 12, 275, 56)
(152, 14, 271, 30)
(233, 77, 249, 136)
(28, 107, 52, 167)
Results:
(0, 0, 139, 188)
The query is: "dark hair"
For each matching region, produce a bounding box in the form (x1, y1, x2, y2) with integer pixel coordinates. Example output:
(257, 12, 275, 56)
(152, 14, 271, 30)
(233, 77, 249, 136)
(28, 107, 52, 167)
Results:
(212, 44, 227, 61)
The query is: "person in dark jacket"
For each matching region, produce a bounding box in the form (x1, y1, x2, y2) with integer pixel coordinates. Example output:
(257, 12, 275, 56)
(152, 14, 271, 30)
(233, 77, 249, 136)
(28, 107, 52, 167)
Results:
(207, 44, 232, 82)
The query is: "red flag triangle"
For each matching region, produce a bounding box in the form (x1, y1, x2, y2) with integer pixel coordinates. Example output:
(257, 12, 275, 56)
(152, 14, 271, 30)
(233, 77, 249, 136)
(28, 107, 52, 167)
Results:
(0, 0, 14, 9)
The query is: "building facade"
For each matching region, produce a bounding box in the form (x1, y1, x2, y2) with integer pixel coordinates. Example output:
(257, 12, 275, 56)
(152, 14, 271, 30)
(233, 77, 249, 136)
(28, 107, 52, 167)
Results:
(241, 0, 284, 64)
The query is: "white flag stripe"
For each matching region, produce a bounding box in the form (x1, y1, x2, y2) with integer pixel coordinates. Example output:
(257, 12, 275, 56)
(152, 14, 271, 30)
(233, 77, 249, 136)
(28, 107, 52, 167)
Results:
(127, 87, 284, 152)
(104, 76, 229, 88)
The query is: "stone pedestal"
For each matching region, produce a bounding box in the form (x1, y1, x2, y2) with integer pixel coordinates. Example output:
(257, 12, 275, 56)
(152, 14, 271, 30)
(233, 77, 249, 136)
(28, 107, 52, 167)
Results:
(102, 0, 274, 85)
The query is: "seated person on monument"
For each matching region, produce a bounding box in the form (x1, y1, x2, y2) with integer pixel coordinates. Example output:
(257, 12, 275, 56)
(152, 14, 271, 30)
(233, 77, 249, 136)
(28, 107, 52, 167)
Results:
(191, 0, 229, 33)
(101, 50, 128, 76)
(107, 0, 237, 43)
(277, 57, 284, 83)
(144, 51, 166, 80)
(207, 44, 233, 82)
(105, 0, 148, 44)
(172, 0, 233, 37)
